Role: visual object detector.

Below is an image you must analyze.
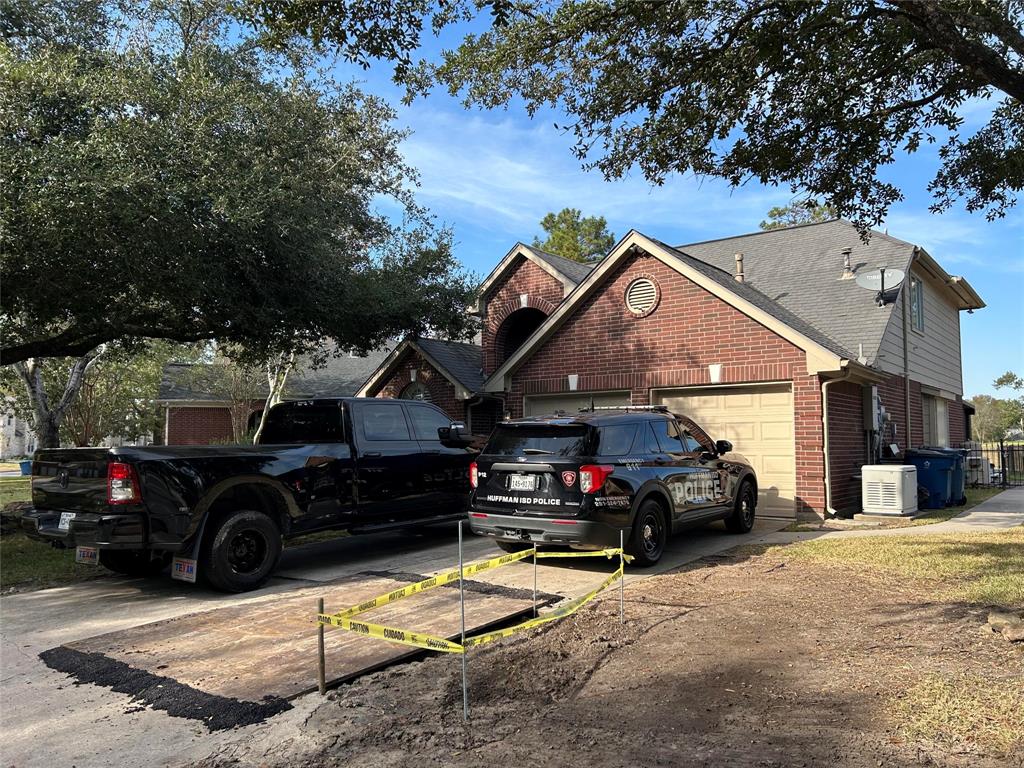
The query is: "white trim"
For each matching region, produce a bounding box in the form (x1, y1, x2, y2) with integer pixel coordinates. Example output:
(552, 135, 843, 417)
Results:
(357, 339, 473, 401)
(651, 380, 792, 394)
(481, 231, 849, 392)
(472, 243, 578, 314)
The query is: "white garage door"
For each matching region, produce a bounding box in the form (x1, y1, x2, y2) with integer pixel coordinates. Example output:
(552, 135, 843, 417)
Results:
(523, 391, 630, 417)
(654, 384, 796, 518)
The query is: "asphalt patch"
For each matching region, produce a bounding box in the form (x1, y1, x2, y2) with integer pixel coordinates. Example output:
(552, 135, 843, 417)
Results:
(359, 569, 562, 605)
(39, 646, 291, 731)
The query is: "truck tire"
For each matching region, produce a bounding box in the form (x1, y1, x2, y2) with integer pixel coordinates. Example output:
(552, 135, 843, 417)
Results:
(99, 549, 172, 578)
(724, 480, 756, 534)
(200, 509, 282, 593)
(628, 499, 667, 566)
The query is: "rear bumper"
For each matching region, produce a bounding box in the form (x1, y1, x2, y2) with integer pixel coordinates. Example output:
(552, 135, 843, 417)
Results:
(468, 511, 625, 549)
(21, 508, 147, 549)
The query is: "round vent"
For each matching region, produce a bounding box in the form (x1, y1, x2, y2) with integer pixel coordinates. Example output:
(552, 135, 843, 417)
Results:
(624, 277, 659, 316)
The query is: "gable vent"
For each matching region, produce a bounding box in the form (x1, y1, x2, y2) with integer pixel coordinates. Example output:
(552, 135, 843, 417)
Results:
(625, 277, 659, 316)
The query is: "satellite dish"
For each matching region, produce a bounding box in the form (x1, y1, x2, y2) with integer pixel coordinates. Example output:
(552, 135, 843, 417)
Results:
(855, 268, 905, 292)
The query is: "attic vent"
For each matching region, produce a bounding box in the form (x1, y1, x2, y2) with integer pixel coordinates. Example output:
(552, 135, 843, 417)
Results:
(625, 277, 659, 316)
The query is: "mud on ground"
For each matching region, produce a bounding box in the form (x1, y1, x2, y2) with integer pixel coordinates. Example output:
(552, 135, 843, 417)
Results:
(195, 550, 1023, 768)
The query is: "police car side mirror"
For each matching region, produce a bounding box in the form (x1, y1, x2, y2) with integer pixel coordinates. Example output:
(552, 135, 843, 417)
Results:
(438, 422, 472, 446)
(715, 439, 733, 455)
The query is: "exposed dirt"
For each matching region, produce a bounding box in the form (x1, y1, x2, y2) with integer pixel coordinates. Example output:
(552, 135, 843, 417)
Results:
(194, 551, 1023, 768)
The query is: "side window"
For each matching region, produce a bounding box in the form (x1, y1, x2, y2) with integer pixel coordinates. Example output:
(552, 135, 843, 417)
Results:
(596, 424, 637, 457)
(681, 430, 703, 453)
(407, 404, 451, 442)
(652, 419, 686, 453)
(360, 403, 412, 441)
(641, 423, 663, 455)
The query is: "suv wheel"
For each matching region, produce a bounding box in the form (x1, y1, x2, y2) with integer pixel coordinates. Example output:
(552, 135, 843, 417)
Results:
(99, 549, 172, 578)
(628, 499, 667, 566)
(725, 481, 756, 534)
(200, 509, 282, 592)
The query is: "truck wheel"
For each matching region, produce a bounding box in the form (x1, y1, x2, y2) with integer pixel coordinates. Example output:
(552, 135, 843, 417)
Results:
(725, 481, 756, 534)
(628, 499, 667, 566)
(99, 549, 172, 578)
(200, 509, 282, 593)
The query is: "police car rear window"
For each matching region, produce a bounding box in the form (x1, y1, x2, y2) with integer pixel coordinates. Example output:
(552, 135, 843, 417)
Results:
(595, 424, 637, 456)
(484, 425, 590, 457)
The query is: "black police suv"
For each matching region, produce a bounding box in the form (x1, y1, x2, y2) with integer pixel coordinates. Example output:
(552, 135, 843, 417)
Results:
(467, 406, 758, 565)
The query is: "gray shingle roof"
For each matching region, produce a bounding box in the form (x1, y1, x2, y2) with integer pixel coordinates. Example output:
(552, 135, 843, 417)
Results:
(674, 220, 916, 363)
(158, 347, 393, 402)
(522, 244, 596, 285)
(414, 338, 484, 391)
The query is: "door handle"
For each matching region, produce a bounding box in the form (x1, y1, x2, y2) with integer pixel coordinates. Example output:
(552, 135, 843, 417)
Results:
(654, 457, 668, 465)
(364, 452, 382, 458)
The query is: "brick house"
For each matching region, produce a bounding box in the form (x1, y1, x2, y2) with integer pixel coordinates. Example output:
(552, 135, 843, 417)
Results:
(361, 221, 983, 519)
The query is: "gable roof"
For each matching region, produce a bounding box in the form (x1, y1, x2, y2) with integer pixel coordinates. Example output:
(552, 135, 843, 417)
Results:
(158, 348, 392, 403)
(357, 338, 484, 399)
(675, 219, 982, 366)
(481, 230, 886, 392)
(474, 243, 595, 312)
(521, 244, 596, 284)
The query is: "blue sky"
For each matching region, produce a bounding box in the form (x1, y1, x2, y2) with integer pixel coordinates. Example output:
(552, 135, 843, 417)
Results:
(335, 47, 1023, 399)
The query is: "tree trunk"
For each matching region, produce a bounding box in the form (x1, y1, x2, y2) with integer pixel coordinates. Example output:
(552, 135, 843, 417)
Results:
(14, 350, 105, 450)
(255, 351, 297, 439)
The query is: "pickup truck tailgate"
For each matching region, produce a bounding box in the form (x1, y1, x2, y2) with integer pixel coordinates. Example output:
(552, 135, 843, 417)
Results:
(32, 448, 112, 514)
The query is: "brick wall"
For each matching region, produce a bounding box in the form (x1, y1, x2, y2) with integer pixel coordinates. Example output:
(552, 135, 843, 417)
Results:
(826, 381, 865, 514)
(374, 348, 465, 424)
(166, 406, 234, 445)
(482, 256, 564, 375)
(505, 250, 828, 517)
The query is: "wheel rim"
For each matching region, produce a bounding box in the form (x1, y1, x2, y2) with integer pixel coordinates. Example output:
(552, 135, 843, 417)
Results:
(742, 489, 755, 526)
(227, 529, 268, 575)
(640, 510, 663, 557)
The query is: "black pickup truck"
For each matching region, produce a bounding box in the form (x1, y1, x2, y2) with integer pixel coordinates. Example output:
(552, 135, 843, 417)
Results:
(23, 398, 475, 591)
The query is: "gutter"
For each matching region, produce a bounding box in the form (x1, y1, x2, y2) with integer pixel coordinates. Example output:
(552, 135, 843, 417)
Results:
(821, 364, 855, 518)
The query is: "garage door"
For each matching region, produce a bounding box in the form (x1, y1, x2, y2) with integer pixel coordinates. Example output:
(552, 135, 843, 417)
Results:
(654, 384, 796, 518)
(523, 391, 630, 417)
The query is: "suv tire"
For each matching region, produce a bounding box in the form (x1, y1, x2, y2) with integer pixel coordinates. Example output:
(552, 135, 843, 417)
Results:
(200, 509, 282, 592)
(628, 499, 667, 566)
(724, 480, 756, 534)
(99, 549, 172, 578)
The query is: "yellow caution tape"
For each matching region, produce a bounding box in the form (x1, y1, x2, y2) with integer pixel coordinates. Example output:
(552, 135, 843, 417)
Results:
(317, 613, 465, 653)
(319, 546, 629, 654)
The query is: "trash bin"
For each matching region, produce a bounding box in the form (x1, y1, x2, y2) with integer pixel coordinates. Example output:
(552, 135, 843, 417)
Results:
(19, 460, 32, 476)
(921, 447, 969, 506)
(904, 449, 955, 509)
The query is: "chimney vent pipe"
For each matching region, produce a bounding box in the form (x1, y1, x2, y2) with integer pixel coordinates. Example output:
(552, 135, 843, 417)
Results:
(734, 252, 745, 283)
(841, 248, 854, 279)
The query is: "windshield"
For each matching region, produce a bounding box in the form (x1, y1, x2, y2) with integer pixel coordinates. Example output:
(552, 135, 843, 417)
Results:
(258, 403, 345, 444)
(483, 425, 591, 457)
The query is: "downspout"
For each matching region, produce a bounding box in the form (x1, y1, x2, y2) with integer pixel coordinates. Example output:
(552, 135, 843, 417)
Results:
(821, 365, 855, 517)
(902, 248, 917, 450)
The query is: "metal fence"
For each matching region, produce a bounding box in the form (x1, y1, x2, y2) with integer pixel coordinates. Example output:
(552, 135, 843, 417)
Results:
(955, 442, 1024, 488)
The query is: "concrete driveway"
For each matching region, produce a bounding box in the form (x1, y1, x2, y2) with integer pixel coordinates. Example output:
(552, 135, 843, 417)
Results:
(0, 517, 786, 768)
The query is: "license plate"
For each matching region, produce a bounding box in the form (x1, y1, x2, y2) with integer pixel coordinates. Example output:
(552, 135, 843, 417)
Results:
(508, 474, 537, 491)
(75, 546, 98, 565)
(58, 512, 75, 531)
(171, 557, 198, 583)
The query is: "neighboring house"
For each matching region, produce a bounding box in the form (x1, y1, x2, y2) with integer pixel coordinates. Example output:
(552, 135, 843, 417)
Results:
(0, 404, 36, 459)
(360, 221, 983, 519)
(158, 349, 392, 445)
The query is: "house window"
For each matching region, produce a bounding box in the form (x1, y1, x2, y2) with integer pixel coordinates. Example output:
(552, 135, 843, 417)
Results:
(922, 395, 949, 447)
(909, 275, 925, 332)
(400, 381, 431, 402)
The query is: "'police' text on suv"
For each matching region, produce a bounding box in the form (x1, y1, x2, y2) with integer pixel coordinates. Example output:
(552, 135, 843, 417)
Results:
(467, 407, 758, 565)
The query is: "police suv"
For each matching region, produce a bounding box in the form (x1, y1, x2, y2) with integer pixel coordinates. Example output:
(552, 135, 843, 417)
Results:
(467, 406, 758, 565)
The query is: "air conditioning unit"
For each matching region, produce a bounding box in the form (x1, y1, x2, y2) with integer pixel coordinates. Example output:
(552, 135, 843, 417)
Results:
(966, 455, 992, 485)
(862, 465, 918, 516)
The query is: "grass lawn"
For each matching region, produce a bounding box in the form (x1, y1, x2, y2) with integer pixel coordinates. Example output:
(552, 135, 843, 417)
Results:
(0, 461, 24, 473)
(0, 477, 30, 506)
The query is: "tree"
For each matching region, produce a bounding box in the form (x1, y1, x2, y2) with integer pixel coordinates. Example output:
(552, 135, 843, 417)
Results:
(532, 208, 616, 262)
(184, 353, 266, 444)
(969, 394, 1012, 442)
(760, 201, 837, 231)
(243, 0, 1024, 228)
(994, 371, 1024, 436)
(0, 1, 476, 365)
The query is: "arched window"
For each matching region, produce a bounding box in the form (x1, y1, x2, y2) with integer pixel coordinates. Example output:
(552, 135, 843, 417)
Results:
(400, 381, 432, 402)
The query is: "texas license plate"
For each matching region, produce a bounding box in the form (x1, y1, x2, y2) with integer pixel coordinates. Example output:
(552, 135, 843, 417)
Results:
(58, 512, 75, 531)
(75, 546, 98, 565)
(508, 474, 537, 491)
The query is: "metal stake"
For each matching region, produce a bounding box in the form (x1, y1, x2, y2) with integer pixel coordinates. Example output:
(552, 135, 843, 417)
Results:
(532, 543, 538, 617)
(619, 529, 625, 625)
(459, 521, 469, 721)
(317, 597, 326, 695)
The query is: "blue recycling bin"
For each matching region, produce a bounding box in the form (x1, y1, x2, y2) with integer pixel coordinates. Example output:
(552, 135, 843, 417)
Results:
(19, 460, 32, 476)
(929, 448, 969, 506)
(904, 449, 956, 509)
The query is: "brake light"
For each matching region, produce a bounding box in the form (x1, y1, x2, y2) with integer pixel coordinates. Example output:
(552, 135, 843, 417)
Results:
(579, 465, 614, 494)
(469, 462, 478, 489)
(107, 462, 141, 504)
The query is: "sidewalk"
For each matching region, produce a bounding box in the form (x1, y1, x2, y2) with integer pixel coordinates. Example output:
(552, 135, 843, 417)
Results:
(746, 487, 1024, 548)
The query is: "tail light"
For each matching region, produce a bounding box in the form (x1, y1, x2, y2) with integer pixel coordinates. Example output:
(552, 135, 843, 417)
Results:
(579, 465, 614, 494)
(107, 462, 141, 504)
(469, 462, 478, 489)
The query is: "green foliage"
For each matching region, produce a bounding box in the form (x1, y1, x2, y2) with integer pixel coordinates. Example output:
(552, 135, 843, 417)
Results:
(994, 371, 1024, 436)
(759, 201, 837, 231)
(0, 0, 477, 365)
(969, 393, 1020, 442)
(532, 208, 615, 262)
(244, 0, 1024, 228)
